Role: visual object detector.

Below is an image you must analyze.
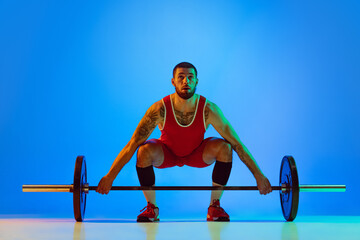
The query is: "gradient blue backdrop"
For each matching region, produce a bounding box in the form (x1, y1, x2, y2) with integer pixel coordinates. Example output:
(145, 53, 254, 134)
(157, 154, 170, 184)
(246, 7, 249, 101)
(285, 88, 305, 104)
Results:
(1, 0, 359, 220)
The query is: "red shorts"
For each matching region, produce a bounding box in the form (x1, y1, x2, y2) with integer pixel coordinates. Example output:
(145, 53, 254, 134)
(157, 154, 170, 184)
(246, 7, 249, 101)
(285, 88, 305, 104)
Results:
(143, 137, 215, 169)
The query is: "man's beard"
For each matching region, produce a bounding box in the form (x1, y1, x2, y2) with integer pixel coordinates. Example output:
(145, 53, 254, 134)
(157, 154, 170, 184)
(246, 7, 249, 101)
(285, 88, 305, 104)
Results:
(175, 86, 197, 100)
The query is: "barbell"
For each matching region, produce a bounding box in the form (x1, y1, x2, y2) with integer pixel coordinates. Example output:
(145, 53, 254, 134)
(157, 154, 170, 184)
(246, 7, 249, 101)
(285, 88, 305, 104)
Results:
(22, 155, 346, 222)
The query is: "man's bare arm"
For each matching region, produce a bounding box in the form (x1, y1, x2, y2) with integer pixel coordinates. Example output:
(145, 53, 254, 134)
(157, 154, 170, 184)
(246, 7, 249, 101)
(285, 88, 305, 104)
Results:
(96, 101, 164, 194)
(206, 101, 272, 195)
(206, 102, 264, 177)
(107, 102, 164, 179)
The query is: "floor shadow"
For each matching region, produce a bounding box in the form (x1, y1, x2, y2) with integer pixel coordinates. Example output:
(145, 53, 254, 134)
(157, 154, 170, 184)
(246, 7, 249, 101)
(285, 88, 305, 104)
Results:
(229, 219, 285, 223)
(84, 218, 285, 223)
(84, 219, 137, 223)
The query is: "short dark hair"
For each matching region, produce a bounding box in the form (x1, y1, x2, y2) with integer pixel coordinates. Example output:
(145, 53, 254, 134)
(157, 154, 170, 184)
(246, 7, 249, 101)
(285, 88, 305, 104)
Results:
(173, 62, 197, 78)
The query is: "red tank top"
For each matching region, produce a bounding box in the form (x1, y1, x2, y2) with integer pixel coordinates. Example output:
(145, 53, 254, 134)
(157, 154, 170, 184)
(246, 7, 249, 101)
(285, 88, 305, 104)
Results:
(160, 94, 207, 157)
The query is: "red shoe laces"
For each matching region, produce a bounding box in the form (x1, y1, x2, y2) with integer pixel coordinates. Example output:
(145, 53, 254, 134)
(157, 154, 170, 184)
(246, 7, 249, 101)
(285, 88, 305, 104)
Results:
(210, 200, 225, 210)
(211, 200, 220, 207)
(140, 204, 155, 213)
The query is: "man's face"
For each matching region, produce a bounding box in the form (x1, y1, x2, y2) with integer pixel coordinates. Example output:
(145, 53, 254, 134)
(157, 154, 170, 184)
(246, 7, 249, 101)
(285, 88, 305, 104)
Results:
(172, 68, 198, 100)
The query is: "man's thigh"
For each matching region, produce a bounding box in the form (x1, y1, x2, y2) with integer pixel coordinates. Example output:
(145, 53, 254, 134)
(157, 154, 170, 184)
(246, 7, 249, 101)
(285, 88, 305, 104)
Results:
(202, 137, 230, 165)
(138, 139, 165, 167)
(143, 137, 229, 168)
(142, 139, 188, 169)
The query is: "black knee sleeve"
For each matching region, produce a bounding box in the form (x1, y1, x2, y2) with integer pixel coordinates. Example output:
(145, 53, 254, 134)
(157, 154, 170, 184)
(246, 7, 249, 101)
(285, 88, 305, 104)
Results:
(136, 165, 155, 186)
(212, 161, 232, 186)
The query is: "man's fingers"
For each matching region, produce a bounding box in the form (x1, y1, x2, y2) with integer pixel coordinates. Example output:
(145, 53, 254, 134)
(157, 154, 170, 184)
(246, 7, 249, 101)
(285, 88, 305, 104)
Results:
(259, 185, 272, 195)
(96, 185, 110, 195)
(96, 186, 104, 194)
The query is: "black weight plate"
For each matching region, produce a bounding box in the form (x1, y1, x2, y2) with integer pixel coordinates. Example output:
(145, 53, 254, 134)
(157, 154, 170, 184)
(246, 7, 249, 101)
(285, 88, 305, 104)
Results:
(279, 156, 299, 221)
(73, 155, 87, 222)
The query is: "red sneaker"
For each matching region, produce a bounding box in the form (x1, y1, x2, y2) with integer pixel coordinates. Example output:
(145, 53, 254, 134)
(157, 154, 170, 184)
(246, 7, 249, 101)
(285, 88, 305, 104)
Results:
(137, 202, 160, 222)
(207, 199, 230, 221)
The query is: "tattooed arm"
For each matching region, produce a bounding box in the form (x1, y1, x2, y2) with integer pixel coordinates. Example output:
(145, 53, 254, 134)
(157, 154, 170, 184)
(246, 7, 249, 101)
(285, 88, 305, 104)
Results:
(96, 101, 164, 194)
(205, 101, 272, 195)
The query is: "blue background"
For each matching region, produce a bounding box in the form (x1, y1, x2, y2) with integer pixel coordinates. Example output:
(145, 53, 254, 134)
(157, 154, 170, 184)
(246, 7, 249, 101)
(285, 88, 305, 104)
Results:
(1, 0, 359, 220)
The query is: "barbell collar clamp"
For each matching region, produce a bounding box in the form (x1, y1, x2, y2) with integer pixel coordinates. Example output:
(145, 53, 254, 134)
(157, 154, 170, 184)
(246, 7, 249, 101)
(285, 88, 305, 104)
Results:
(83, 183, 89, 194)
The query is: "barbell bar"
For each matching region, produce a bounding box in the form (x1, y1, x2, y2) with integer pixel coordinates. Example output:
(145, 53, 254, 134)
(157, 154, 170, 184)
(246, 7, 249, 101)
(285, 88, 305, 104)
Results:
(22, 155, 346, 222)
(22, 185, 346, 193)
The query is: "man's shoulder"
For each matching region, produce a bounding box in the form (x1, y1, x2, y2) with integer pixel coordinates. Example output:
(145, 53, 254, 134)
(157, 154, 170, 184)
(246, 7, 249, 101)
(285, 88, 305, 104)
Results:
(204, 99, 225, 122)
(146, 99, 165, 118)
(204, 99, 217, 112)
(149, 99, 164, 111)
